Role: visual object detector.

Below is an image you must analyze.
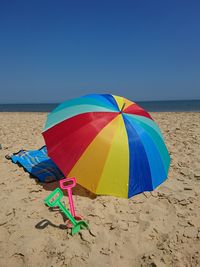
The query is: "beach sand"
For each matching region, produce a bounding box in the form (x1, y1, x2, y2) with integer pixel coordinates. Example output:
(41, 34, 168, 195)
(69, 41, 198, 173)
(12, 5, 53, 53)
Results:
(0, 112, 199, 267)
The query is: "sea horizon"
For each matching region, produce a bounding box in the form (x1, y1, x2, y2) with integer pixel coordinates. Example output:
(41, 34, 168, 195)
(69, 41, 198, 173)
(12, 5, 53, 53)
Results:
(0, 99, 200, 112)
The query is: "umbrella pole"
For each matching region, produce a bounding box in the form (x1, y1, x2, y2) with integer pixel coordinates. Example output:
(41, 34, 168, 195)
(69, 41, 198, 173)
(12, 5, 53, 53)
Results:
(119, 103, 126, 113)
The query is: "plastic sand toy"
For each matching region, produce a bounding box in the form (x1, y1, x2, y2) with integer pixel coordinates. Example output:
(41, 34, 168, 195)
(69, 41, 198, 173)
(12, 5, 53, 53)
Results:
(59, 177, 82, 221)
(44, 188, 88, 235)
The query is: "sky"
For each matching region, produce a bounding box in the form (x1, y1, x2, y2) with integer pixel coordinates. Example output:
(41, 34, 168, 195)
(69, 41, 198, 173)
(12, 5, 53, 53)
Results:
(0, 0, 200, 103)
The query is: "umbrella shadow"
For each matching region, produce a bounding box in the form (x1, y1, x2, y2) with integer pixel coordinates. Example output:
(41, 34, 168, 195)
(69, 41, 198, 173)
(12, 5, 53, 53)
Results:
(26, 160, 97, 199)
(38, 179, 97, 200)
(9, 154, 96, 199)
(7, 152, 97, 200)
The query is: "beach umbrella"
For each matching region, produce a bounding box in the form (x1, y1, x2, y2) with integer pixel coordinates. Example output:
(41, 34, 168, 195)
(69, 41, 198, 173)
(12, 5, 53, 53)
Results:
(43, 94, 170, 198)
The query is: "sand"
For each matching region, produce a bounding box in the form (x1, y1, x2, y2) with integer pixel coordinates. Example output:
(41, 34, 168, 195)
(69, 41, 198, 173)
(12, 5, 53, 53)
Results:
(0, 112, 200, 267)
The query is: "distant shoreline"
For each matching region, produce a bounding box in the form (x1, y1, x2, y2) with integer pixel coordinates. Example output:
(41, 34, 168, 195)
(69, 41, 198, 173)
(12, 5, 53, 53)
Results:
(0, 100, 200, 112)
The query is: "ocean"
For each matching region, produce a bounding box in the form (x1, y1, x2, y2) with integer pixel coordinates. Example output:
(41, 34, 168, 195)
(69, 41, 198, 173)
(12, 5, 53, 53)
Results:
(0, 100, 200, 112)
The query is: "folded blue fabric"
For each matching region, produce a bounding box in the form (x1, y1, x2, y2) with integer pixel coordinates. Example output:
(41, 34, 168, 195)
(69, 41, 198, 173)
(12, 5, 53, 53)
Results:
(10, 146, 64, 182)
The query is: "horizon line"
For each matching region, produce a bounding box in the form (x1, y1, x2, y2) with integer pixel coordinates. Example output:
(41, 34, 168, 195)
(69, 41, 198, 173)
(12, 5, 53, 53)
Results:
(1, 98, 200, 105)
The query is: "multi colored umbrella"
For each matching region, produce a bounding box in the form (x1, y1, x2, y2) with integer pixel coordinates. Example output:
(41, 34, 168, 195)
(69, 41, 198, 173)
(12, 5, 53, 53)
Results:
(43, 94, 170, 198)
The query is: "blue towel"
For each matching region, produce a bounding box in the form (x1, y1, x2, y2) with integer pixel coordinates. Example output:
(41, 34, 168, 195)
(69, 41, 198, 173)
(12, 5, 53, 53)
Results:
(10, 146, 64, 182)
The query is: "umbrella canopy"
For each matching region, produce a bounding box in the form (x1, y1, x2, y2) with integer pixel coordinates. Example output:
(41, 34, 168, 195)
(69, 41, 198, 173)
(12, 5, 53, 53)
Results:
(43, 94, 170, 198)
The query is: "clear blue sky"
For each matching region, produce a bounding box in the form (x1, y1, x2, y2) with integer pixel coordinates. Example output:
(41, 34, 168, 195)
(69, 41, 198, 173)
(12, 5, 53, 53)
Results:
(0, 0, 200, 103)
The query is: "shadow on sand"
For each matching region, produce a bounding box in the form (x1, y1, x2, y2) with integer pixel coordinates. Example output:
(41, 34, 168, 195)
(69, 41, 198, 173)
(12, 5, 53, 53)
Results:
(20, 159, 97, 199)
(35, 219, 68, 230)
(6, 152, 97, 200)
(36, 179, 97, 200)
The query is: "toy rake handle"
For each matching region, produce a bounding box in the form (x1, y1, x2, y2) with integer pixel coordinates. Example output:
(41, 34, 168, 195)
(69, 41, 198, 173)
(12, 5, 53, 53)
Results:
(67, 188, 75, 217)
(58, 201, 77, 226)
(44, 188, 77, 226)
(60, 177, 76, 190)
(60, 177, 77, 217)
(45, 188, 63, 207)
